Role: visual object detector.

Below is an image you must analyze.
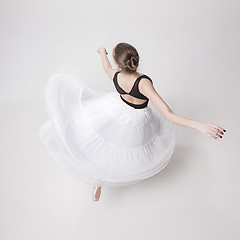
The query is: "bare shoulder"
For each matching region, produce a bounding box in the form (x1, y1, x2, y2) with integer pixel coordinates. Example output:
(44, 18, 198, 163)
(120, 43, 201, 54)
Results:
(138, 77, 155, 97)
(105, 68, 119, 81)
(138, 77, 173, 118)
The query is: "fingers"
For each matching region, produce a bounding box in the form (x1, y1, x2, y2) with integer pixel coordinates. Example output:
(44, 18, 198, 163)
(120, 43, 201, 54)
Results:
(206, 131, 218, 140)
(97, 47, 108, 53)
(207, 126, 226, 140)
(209, 123, 226, 133)
(210, 127, 224, 138)
(207, 123, 227, 140)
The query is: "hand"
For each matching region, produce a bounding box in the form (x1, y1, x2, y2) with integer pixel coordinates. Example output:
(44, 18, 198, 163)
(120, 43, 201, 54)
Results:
(97, 47, 108, 55)
(196, 122, 226, 140)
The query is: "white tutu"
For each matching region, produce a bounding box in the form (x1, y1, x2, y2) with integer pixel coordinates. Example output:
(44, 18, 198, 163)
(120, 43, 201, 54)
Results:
(38, 64, 176, 187)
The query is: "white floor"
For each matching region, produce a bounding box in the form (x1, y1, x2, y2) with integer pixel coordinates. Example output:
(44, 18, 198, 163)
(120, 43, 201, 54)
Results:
(1, 1, 240, 239)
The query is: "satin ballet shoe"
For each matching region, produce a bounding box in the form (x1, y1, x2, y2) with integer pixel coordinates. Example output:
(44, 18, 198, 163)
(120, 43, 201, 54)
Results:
(92, 186, 102, 201)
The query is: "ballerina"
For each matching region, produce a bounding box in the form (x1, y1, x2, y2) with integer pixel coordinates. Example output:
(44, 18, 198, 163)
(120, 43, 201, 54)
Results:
(93, 43, 226, 201)
(39, 42, 226, 202)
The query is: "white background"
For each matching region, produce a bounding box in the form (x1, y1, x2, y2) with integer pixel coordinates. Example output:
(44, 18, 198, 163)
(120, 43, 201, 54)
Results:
(1, 0, 239, 239)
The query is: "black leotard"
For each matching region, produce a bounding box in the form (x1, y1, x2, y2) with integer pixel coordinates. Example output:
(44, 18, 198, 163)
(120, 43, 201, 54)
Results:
(113, 71, 153, 109)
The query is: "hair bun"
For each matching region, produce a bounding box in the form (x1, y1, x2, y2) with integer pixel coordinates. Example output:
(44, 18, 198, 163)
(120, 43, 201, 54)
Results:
(127, 56, 138, 70)
(131, 56, 137, 62)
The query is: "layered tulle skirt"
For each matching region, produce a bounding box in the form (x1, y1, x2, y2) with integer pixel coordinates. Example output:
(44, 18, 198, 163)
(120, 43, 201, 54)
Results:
(38, 64, 176, 187)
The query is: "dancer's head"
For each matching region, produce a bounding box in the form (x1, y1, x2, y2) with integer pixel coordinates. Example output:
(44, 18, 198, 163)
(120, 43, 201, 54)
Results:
(113, 42, 139, 74)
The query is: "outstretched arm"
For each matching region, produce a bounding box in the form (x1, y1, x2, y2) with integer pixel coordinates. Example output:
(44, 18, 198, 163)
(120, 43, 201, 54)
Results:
(97, 47, 117, 80)
(97, 47, 112, 70)
(139, 78, 226, 140)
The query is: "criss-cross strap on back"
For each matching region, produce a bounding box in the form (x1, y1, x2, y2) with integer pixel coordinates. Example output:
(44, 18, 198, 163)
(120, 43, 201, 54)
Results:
(112, 71, 153, 109)
(113, 71, 153, 99)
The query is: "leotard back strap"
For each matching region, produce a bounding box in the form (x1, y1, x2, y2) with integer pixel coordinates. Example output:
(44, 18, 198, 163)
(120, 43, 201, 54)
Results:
(113, 71, 153, 109)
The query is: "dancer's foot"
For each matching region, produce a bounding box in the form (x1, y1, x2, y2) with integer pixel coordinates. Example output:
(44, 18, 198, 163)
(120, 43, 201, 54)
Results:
(92, 186, 101, 201)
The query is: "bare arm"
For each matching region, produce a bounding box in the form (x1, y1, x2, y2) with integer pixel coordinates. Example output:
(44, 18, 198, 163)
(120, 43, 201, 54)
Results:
(99, 49, 112, 71)
(139, 79, 199, 128)
(139, 78, 226, 139)
(97, 47, 118, 80)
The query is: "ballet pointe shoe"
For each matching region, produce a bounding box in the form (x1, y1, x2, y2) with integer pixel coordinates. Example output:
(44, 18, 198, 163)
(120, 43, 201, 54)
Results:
(92, 186, 102, 201)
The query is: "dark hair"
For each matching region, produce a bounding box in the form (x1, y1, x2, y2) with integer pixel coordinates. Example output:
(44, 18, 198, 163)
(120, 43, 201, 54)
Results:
(113, 42, 139, 74)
